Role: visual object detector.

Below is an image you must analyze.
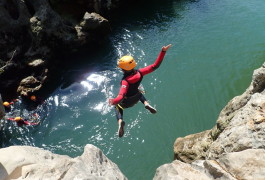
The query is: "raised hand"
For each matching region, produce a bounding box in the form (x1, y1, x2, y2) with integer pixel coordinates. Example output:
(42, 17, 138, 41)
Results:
(162, 44, 172, 52)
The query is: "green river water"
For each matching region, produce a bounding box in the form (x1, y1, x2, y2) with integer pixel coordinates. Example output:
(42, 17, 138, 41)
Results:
(2, 0, 265, 179)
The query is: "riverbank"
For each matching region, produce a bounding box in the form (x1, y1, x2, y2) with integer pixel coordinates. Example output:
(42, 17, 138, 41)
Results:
(153, 63, 265, 179)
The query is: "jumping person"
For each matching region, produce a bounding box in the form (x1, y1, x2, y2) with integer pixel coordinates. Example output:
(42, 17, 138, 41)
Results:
(109, 44, 172, 137)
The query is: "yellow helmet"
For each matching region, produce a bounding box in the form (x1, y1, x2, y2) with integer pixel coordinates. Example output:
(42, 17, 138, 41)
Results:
(118, 56, 137, 71)
(3, 102, 10, 107)
(14, 117, 22, 121)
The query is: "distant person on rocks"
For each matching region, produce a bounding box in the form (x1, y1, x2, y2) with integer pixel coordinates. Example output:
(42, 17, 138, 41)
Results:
(7, 116, 39, 126)
(109, 44, 172, 137)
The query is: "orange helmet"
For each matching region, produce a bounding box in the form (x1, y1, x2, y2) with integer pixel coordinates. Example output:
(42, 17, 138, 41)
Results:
(118, 56, 137, 71)
(30, 95, 36, 101)
(14, 117, 22, 121)
(3, 102, 10, 107)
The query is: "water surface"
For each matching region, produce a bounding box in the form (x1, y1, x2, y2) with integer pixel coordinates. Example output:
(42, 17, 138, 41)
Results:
(2, 0, 265, 179)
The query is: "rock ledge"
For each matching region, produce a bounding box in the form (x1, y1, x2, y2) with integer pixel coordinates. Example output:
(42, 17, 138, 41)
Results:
(0, 144, 127, 180)
(153, 63, 265, 180)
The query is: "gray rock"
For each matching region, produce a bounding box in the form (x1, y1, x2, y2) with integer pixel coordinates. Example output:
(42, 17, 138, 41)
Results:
(80, 12, 109, 31)
(0, 144, 127, 180)
(217, 149, 265, 180)
(0, 0, 111, 99)
(153, 160, 211, 180)
(154, 149, 265, 180)
(157, 63, 265, 180)
(207, 93, 265, 159)
(28, 59, 45, 67)
(75, 12, 110, 44)
(173, 63, 265, 162)
(174, 130, 211, 163)
(198, 160, 236, 180)
(17, 76, 42, 96)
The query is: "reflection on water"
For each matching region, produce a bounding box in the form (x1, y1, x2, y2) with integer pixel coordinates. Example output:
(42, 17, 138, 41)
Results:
(1, 0, 265, 180)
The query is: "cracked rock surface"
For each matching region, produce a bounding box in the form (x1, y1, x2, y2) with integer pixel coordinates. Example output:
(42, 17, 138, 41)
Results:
(154, 63, 265, 180)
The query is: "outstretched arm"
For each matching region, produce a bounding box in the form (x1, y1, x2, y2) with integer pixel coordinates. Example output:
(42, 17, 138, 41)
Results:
(139, 44, 172, 76)
(109, 80, 129, 105)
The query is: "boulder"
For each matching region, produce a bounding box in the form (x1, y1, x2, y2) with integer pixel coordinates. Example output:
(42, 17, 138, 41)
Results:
(75, 12, 110, 44)
(17, 76, 42, 97)
(154, 149, 265, 180)
(217, 149, 265, 180)
(154, 63, 265, 179)
(207, 93, 265, 159)
(173, 130, 211, 163)
(173, 63, 265, 162)
(153, 160, 211, 180)
(0, 144, 127, 180)
(0, 0, 111, 100)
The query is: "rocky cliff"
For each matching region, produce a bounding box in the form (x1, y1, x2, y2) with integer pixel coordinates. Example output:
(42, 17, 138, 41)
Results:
(0, 144, 127, 180)
(153, 63, 265, 180)
(0, 0, 116, 101)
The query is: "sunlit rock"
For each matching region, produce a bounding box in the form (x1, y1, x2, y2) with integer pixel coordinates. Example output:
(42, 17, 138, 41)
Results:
(154, 63, 265, 179)
(0, 144, 127, 180)
(173, 63, 265, 161)
(153, 159, 212, 180)
(154, 149, 265, 180)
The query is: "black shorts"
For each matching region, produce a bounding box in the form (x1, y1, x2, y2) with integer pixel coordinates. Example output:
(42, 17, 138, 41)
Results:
(114, 92, 147, 120)
(119, 92, 144, 108)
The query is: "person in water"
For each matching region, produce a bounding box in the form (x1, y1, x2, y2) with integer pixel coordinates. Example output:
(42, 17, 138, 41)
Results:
(2, 99, 20, 113)
(7, 116, 39, 126)
(3, 101, 12, 112)
(109, 44, 172, 137)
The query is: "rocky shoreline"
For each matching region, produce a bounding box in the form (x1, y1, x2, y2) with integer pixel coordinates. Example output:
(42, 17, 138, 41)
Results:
(0, 144, 127, 180)
(1, 1, 265, 179)
(0, 0, 120, 101)
(1, 63, 264, 179)
(153, 63, 265, 179)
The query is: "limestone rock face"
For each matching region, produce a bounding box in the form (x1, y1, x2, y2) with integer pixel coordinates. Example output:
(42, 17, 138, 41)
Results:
(173, 63, 265, 162)
(0, 0, 111, 100)
(0, 144, 127, 180)
(153, 160, 212, 180)
(17, 76, 42, 97)
(154, 149, 265, 180)
(207, 93, 265, 159)
(154, 63, 265, 179)
(217, 149, 265, 180)
(174, 130, 211, 163)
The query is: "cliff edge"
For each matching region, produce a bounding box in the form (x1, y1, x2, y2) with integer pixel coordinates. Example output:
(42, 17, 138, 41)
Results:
(154, 62, 265, 180)
(0, 144, 127, 180)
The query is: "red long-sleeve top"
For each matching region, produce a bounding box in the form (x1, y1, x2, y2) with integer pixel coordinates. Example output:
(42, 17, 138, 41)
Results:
(111, 50, 166, 105)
